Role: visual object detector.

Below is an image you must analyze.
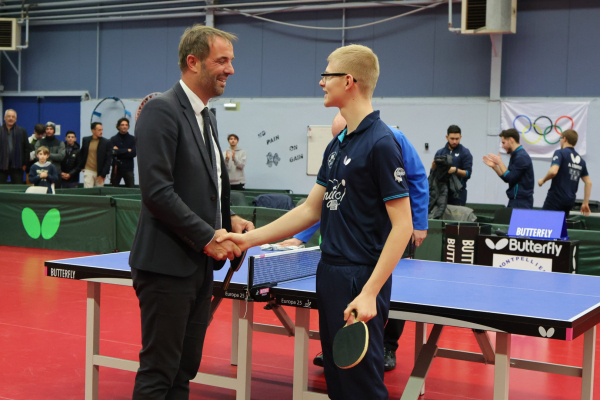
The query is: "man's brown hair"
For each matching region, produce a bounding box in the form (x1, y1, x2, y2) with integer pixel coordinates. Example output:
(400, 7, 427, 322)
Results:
(178, 25, 237, 72)
(562, 129, 578, 146)
(499, 128, 520, 144)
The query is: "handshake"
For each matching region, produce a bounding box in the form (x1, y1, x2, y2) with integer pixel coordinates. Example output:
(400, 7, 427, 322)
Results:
(203, 216, 255, 261)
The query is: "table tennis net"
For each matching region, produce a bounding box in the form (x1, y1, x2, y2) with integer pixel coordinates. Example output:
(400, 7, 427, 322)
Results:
(249, 247, 321, 289)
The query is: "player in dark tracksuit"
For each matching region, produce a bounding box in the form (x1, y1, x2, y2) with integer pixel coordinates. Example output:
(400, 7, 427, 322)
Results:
(483, 128, 534, 209)
(433, 125, 473, 206)
(538, 129, 592, 217)
(217, 44, 413, 400)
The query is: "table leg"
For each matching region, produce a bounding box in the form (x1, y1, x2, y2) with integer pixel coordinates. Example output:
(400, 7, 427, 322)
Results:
(231, 299, 240, 366)
(581, 325, 596, 400)
(414, 322, 427, 396)
(236, 301, 253, 400)
(293, 308, 310, 400)
(493, 333, 511, 400)
(86, 282, 100, 400)
(401, 324, 442, 400)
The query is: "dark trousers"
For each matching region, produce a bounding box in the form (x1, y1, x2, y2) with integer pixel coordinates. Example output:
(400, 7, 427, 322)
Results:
(230, 183, 245, 191)
(383, 238, 413, 352)
(542, 200, 572, 218)
(112, 169, 135, 187)
(508, 197, 533, 209)
(60, 181, 79, 189)
(131, 261, 213, 400)
(316, 258, 391, 400)
(0, 168, 24, 184)
(447, 189, 467, 206)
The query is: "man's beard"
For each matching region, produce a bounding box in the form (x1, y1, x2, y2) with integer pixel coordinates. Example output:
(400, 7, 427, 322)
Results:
(199, 67, 225, 99)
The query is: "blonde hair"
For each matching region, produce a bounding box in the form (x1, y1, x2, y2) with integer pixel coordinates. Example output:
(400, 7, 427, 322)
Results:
(37, 146, 50, 156)
(178, 24, 237, 71)
(562, 129, 578, 146)
(327, 44, 380, 98)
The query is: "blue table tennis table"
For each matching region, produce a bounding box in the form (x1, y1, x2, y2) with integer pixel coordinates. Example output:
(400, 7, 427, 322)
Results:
(46, 247, 600, 400)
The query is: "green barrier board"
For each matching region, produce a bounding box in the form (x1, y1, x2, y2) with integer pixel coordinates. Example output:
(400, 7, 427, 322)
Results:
(114, 198, 142, 251)
(0, 192, 116, 253)
(414, 220, 444, 261)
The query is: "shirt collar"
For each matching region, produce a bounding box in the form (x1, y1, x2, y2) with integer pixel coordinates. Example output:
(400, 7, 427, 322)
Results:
(512, 145, 523, 155)
(179, 79, 208, 116)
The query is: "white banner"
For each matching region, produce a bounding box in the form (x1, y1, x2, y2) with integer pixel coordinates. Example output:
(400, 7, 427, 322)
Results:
(500, 101, 589, 158)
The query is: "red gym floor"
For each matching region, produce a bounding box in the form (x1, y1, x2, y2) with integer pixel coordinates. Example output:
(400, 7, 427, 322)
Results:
(1, 245, 599, 399)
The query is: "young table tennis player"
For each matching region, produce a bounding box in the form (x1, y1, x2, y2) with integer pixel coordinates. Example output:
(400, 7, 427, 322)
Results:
(217, 44, 413, 399)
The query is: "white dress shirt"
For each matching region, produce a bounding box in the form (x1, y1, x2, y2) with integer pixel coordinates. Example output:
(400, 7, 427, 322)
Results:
(179, 79, 222, 227)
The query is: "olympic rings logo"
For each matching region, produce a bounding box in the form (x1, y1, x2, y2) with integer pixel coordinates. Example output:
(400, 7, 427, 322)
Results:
(512, 115, 574, 145)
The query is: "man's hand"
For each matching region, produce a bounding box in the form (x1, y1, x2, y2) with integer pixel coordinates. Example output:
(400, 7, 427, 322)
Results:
(431, 160, 436, 170)
(97, 176, 105, 185)
(487, 153, 502, 165)
(344, 292, 377, 324)
(113, 146, 119, 150)
(204, 229, 242, 260)
(40, 172, 48, 179)
(275, 238, 304, 247)
(61, 172, 71, 180)
(231, 215, 255, 233)
(412, 229, 427, 247)
(128, 149, 132, 152)
(581, 203, 591, 216)
(538, 178, 545, 187)
(216, 231, 251, 253)
(448, 166, 457, 174)
(22, 165, 26, 171)
(482, 155, 497, 168)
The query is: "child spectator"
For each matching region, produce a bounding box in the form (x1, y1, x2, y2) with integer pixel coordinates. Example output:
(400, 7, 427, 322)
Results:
(29, 146, 58, 194)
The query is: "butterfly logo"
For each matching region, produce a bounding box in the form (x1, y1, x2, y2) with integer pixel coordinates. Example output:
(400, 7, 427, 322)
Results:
(539, 326, 555, 338)
(570, 153, 581, 164)
(485, 238, 509, 250)
(22, 208, 61, 240)
(344, 156, 351, 165)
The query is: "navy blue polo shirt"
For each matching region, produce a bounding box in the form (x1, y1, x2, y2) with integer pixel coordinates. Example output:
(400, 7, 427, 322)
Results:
(500, 146, 534, 201)
(435, 143, 473, 191)
(316, 111, 410, 266)
(545, 147, 588, 208)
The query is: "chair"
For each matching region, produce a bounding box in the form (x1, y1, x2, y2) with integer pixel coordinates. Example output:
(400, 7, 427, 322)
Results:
(25, 186, 49, 194)
(230, 191, 247, 206)
(252, 194, 295, 210)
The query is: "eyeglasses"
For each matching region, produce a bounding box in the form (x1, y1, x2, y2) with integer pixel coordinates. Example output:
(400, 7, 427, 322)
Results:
(320, 73, 357, 83)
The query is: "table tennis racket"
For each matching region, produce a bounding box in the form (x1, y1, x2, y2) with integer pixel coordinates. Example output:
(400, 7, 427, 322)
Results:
(332, 310, 369, 369)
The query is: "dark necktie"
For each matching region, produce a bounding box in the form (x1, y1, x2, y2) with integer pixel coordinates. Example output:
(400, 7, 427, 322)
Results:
(200, 107, 221, 229)
(200, 107, 214, 167)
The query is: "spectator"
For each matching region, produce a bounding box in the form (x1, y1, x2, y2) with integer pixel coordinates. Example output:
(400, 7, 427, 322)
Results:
(109, 118, 136, 187)
(432, 125, 473, 206)
(79, 122, 112, 188)
(29, 146, 58, 194)
(35, 122, 66, 179)
(60, 131, 81, 189)
(224, 133, 246, 190)
(0, 109, 29, 184)
(28, 123, 45, 154)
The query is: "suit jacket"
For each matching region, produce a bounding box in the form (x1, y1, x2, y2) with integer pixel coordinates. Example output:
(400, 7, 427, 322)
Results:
(129, 82, 232, 277)
(79, 136, 112, 178)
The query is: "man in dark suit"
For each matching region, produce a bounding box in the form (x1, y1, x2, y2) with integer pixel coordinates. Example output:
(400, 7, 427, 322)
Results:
(129, 25, 254, 400)
(78, 122, 112, 187)
(0, 109, 30, 184)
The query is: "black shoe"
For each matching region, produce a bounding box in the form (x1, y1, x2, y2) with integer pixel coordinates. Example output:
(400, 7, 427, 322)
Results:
(313, 352, 324, 367)
(383, 348, 396, 371)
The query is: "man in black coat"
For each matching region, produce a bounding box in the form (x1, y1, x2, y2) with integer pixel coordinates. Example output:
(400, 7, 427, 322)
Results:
(128, 25, 254, 399)
(78, 122, 112, 188)
(0, 109, 29, 184)
(60, 131, 81, 189)
(109, 117, 136, 187)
